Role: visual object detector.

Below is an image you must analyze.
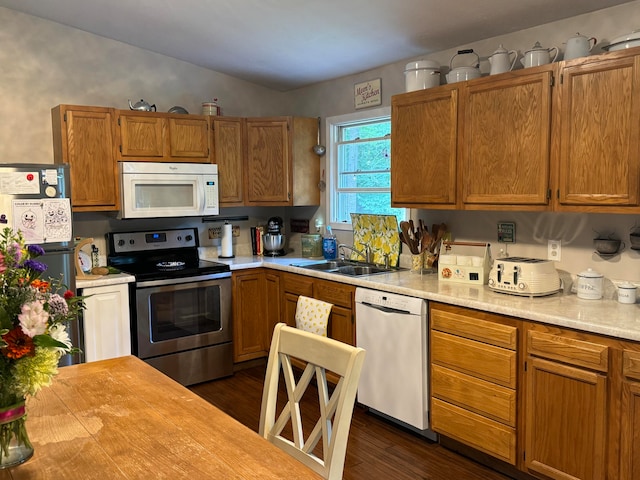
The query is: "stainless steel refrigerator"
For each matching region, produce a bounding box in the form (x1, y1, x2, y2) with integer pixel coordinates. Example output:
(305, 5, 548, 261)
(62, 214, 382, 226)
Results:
(0, 163, 82, 364)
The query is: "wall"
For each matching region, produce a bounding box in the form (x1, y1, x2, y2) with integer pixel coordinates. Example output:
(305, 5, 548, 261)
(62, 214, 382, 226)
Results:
(2, 4, 640, 283)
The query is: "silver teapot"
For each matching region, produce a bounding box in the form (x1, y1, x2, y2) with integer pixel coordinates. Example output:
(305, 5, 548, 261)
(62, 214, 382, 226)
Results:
(128, 99, 156, 112)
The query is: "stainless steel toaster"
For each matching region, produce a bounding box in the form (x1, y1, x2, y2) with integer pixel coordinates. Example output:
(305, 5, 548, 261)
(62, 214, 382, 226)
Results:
(488, 257, 560, 297)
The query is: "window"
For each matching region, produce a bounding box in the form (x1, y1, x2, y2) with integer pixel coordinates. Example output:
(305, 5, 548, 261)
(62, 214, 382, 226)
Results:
(327, 107, 406, 229)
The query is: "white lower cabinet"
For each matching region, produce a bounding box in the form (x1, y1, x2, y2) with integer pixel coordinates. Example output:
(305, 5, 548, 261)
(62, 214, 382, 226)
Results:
(81, 283, 131, 362)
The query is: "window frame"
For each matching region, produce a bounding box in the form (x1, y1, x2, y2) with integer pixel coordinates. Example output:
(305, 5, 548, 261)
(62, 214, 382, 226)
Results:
(325, 106, 406, 232)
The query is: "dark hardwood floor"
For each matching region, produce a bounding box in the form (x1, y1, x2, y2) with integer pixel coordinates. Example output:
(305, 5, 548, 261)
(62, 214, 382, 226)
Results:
(190, 363, 515, 480)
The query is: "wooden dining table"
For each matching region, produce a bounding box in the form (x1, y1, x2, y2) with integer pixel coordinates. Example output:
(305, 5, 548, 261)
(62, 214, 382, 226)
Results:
(0, 356, 321, 479)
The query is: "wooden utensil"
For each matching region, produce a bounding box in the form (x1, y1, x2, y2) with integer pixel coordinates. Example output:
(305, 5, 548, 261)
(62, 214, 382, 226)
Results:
(400, 221, 418, 254)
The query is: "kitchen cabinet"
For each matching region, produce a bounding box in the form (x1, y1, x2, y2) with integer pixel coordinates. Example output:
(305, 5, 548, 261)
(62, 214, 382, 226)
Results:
(51, 105, 120, 212)
(524, 325, 610, 480)
(232, 269, 269, 363)
(244, 116, 319, 206)
(429, 303, 520, 465)
(391, 85, 459, 208)
(232, 269, 282, 363)
(461, 66, 554, 209)
(392, 47, 640, 213)
(116, 111, 211, 163)
(211, 117, 245, 205)
(619, 349, 640, 480)
(280, 272, 355, 346)
(80, 283, 131, 362)
(555, 51, 640, 211)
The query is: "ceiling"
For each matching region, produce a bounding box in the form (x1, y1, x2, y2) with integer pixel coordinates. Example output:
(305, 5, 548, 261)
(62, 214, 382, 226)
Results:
(0, 0, 633, 91)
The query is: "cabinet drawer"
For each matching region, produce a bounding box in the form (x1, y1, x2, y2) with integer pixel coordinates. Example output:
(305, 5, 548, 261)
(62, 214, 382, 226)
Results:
(432, 330, 516, 388)
(623, 350, 640, 381)
(431, 398, 516, 465)
(527, 330, 609, 373)
(432, 364, 516, 427)
(431, 306, 517, 349)
(282, 273, 314, 297)
(314, 281, 353, 309)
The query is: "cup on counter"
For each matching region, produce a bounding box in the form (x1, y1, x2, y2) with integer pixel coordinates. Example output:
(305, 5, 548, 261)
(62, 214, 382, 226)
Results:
(618, 282, 637, 304)
(410, 252, 425, 274)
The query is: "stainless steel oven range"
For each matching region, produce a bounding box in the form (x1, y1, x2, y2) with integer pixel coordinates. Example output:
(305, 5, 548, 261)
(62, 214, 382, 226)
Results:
(107, 228, 232, 386)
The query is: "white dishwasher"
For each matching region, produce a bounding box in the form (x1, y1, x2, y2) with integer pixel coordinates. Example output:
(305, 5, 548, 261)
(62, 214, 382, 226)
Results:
(355, 288, 437, 440)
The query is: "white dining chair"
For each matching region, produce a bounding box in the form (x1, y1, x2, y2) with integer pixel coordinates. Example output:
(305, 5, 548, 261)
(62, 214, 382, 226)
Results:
(294, 295, 332, 337)
(259, 323, 366, 480)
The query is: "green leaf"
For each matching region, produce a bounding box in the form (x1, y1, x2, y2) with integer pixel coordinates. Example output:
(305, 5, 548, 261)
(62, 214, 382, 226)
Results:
(32, 335, 69, 350)
(0, 307, 12, 331)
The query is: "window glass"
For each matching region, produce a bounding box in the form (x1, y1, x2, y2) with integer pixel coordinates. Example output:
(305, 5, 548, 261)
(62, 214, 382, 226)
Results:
(327, 109, 406, 227)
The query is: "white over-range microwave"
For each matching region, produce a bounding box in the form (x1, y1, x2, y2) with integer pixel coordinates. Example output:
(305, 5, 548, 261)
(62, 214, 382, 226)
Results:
(119, 162, 219, 219)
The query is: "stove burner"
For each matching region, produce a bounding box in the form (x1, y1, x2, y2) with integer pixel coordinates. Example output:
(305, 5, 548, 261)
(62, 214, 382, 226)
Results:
(157, 261, 186, 271)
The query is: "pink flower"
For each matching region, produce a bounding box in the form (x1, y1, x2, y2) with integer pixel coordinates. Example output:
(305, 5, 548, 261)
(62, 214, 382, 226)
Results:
(0, 252, 5, 274)
(18, 300, 49, 337)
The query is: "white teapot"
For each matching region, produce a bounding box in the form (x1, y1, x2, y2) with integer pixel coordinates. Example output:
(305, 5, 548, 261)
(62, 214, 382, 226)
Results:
(488, 44, 517, 75)
(521, 41, 559, 68)
(564, 33, 597, 60)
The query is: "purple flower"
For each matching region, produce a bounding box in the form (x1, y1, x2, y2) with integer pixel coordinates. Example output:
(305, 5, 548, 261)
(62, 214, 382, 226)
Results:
(27, 244, 45, 257)
(23, 259, 47, 273)
(47, 294, 69, 317)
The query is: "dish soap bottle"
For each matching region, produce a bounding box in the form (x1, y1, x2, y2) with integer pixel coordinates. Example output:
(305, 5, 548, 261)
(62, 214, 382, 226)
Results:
(322, 226, 337, 260)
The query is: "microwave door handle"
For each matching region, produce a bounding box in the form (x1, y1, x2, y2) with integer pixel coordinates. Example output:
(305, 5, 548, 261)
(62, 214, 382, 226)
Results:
(196, 179, 205, 211)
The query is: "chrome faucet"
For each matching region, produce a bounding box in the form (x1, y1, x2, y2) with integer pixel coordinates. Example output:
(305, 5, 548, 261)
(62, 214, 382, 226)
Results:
(337, 244, 372, 263)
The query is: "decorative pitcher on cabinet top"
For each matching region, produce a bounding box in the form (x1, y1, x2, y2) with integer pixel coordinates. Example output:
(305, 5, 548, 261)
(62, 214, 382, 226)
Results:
(564, 33, 597, 60)
(521, 41, 559, 68)
(488, 44, 518, 75)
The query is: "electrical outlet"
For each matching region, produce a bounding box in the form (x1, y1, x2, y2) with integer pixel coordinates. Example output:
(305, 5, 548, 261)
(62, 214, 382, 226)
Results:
(548, 239, 561, 261)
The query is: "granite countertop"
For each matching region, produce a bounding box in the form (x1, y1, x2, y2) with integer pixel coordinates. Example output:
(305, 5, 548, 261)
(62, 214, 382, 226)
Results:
(206, 253, 640, 343)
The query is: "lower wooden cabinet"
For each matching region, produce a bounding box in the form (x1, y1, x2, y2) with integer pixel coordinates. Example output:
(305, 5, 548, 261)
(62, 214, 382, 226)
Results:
(232, 270, 355, 365)
(618, 349, 640, 480)
(429, 303, 520, 465)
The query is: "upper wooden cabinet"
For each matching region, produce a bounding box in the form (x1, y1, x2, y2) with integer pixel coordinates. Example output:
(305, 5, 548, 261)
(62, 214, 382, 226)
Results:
(51, 105, 120, 212)
(245, 116, 319, 206)
(391, 85, 459, 208)
(116, 111, 211, 163)
(555, 52, 640, 211)
(392, 47, 640, 213)
(461, 66, 554, 210)
(211, 117, 245, 205)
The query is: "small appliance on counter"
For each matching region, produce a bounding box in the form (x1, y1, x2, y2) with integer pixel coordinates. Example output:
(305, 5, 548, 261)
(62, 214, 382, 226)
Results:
(488, 257, 560, 297)
(263, 216, 286, 256)
(438, 242, 491, 285)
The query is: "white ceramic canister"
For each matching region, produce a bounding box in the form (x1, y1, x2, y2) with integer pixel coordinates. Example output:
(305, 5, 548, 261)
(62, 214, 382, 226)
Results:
(618, 282, 637, 304)
(404, 60, 440, 92)
(577, 268, 604, 300)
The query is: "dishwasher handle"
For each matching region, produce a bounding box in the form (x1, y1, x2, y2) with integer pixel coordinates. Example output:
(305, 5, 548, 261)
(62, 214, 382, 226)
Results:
(358, 301, 411, 315)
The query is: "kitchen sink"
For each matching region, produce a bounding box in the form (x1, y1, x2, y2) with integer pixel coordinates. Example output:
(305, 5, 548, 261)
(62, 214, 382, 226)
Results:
(291, 260, 404, 277)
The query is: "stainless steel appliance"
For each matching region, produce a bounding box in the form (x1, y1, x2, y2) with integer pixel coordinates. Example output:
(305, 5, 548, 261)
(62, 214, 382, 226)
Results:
(355, 288, 437, 440)
(0, 163, 81, 365)
(263, 216, 286, 256)
(488, 257, 560, 296)
(107, 228, 232, 385)
(119, 162, 219, 219)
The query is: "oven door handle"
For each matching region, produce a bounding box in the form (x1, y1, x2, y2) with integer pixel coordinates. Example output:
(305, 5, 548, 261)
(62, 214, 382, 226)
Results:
(136, 271, 231, 288)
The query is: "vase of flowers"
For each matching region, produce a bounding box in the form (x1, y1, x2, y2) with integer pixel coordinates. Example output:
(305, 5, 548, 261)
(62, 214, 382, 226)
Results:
(0, 228, 82, 468)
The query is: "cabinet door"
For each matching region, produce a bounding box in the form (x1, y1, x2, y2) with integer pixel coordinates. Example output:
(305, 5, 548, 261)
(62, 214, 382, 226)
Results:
(168, 116, 210, 160)
(245, 118, 290, 205)
(326, 305, 353, 346)
(525, 356, 607, 480)
(391, 86, 459, 208)
(81, 284, 131, 362)
(557, 54, 640, 208)
(51, 106, 119, 211)
(264, 271, 281, 346)
(119, 113, 164, 158)
(212, 117, 245, 205)
(621, 350, 640, 480)
(462, 68, 553, 208)
(232, 270, 267, 362)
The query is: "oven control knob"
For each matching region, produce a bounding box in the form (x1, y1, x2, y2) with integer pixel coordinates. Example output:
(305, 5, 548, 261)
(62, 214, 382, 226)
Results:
(117, 239, 125, 247)
(185, 235, 193, 242)
(129, 239, 135, 245)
